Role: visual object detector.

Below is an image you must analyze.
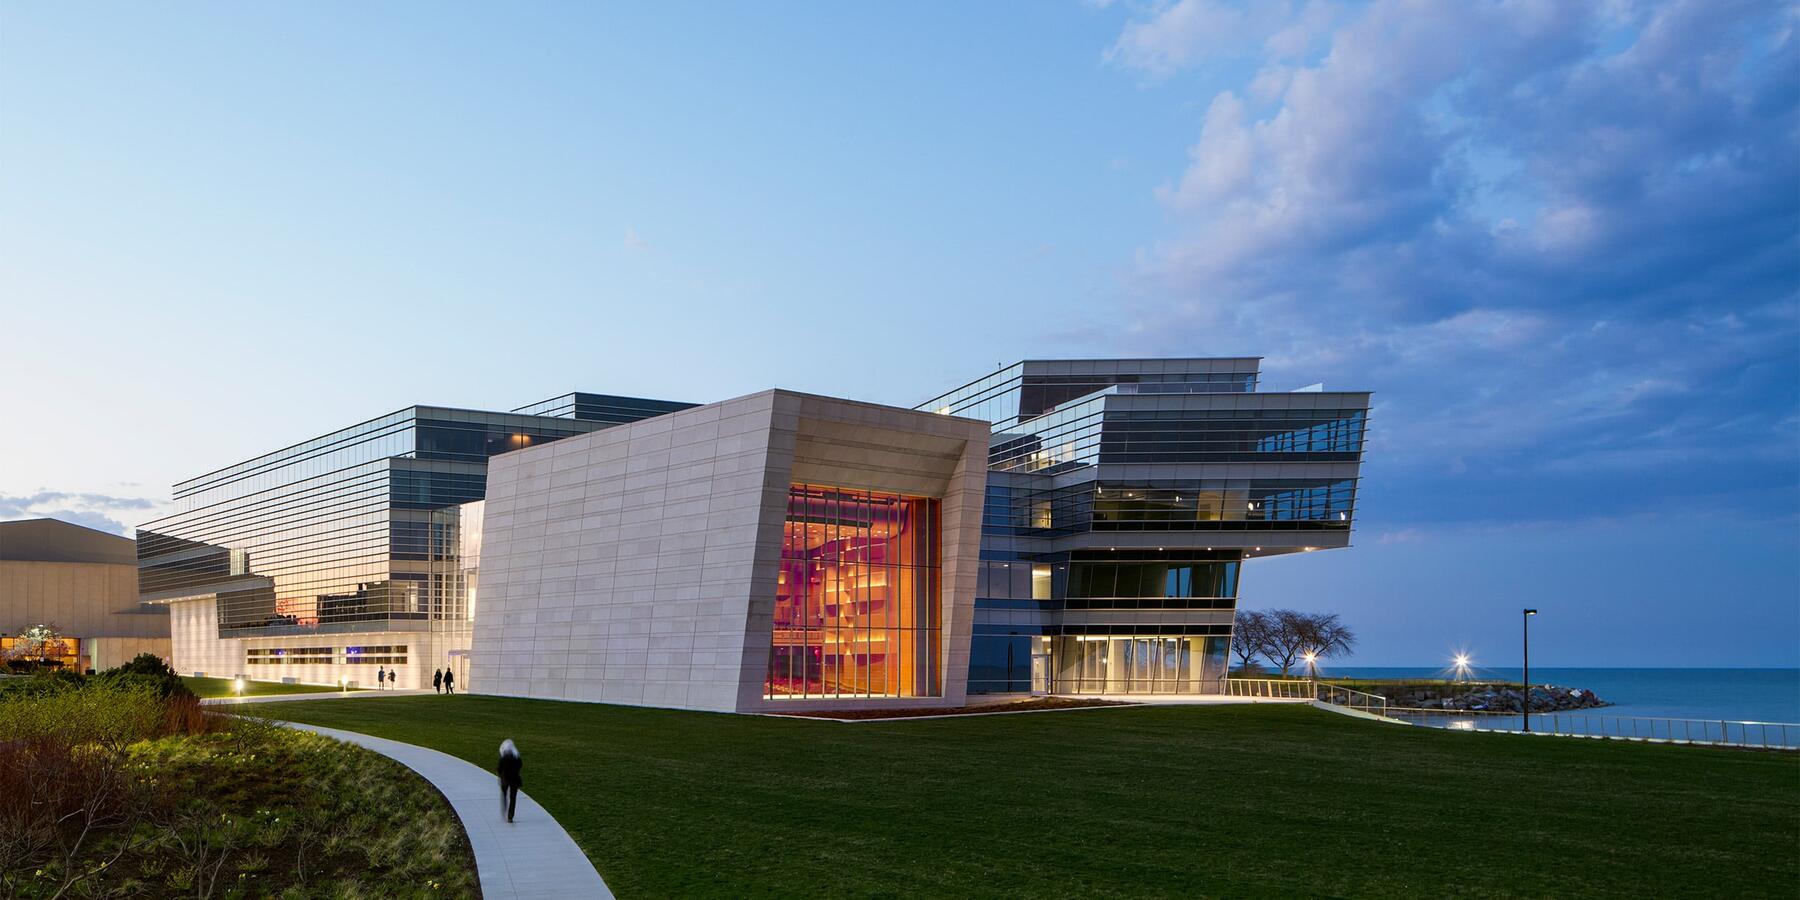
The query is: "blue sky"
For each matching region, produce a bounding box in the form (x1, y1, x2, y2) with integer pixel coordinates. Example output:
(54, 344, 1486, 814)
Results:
(2, 1, 1795, 666)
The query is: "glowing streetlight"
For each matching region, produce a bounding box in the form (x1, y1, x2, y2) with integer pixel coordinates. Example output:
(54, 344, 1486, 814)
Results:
(1522, 609, 1538, 732)
(1452, 654, 1472, 681)
(233, 676, 245, 696)
(339, 675, 349, 693)
(1303, 650, 1319, 679)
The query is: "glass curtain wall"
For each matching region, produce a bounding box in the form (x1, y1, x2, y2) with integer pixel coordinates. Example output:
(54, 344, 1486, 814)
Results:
(1055, 635, 1228, 694)
(765, 484, 941, 699)
(138, 408, 608, 638)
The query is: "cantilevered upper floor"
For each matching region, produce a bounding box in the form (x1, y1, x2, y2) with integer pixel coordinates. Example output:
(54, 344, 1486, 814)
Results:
(918, 359, 1372, 558)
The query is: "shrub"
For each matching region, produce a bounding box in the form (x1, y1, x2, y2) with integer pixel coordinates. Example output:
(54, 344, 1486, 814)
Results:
(0, 732, 154, 898)
(91, 655, 191, 700)
(0, 668, 86, 698)
(0, 679, 167, 747)
(94, 670, 195, 700)
(107, 652, 178, 679)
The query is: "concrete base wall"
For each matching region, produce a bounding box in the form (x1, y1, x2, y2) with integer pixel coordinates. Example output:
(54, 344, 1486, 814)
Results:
(89, 637, 173, 672)
(166, 597, 470, 689)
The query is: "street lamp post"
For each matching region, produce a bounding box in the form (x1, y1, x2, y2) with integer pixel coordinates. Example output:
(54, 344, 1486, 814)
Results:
(1522, 609, 1538, 732)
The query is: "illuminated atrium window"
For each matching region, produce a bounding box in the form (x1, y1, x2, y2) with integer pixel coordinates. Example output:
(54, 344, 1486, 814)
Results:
(765, 484, 941, 699)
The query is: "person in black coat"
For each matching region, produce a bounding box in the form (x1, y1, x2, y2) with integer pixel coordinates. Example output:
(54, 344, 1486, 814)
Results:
(433, 669, 443, 694)
(498, 739, 523, 823)
(444, 668, 455, 694)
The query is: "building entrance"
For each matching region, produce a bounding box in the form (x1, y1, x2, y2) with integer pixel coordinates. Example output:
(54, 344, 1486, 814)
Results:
(1052, 635, 1226, 694)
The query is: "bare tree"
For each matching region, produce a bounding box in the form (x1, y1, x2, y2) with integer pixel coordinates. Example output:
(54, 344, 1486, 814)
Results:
(1299, 612, 1357, 670)
(1261, 609, 1312, 677)
(1245, 609, 1358, 677)
(1230, 609, 1272, 672)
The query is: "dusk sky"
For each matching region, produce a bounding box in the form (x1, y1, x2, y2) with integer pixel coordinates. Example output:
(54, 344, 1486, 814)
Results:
(2, 1, 1795, 667)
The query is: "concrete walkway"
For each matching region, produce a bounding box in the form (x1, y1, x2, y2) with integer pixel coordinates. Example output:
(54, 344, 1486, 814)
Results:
(280, 722, 613, 899)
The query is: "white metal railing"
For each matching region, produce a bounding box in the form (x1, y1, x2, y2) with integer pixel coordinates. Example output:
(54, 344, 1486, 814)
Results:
(1222, 678, 1316, 700)
(1388, 707, 1800, 750)
(1315, 683, 1389, 717)
(1221, 678, 1389, 716)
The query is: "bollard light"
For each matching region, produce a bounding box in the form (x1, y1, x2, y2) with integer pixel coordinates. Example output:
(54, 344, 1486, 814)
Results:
(234, 676, 245, 695)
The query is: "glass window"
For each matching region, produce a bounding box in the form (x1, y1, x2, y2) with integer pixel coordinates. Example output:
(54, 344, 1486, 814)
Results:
(765, 484, 942, 700)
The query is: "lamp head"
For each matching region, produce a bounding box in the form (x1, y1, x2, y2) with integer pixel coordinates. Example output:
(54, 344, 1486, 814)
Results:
(1523, 609, 1538, 616)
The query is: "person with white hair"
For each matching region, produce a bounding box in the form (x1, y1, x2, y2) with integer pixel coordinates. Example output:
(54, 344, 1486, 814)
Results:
(497, 739, 523, 823)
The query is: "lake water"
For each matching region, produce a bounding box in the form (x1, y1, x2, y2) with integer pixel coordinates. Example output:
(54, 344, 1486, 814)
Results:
(1321, 667, 1800, 724)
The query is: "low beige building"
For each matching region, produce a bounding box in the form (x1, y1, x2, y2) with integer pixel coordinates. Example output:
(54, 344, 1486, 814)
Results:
(0, 518, 171, 672)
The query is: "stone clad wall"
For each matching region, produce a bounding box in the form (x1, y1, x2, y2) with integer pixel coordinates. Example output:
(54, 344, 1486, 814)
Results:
(474, 392, 783, 711)
(472, 389, 990, 713)
(0, 561, 166, 639)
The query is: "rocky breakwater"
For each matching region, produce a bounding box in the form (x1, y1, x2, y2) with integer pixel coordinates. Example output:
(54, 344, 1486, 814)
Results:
(1387, 683, 1610, 713)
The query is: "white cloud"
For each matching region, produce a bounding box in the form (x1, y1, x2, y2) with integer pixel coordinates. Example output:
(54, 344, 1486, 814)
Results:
(0, 491, 160, 536)
(1105, 0, 1254, 77)
(1103, 0, 1800, 526)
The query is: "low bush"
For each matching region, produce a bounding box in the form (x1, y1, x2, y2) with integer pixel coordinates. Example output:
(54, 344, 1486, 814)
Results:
(0, 679, 170, 748)
(0, 660, 195, 703)
(0, 680, 476, 898)
(96, 652, 195, 700)
(0, 668, 85, 699)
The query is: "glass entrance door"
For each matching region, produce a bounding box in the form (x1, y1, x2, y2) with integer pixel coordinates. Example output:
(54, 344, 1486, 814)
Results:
(1055, 636, 1216, 694)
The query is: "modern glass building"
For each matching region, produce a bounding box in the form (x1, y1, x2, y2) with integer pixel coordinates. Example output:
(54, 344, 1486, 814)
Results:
(140, 358, 1368, 705)
(917, 359, 1370, 697)
(137, 395, 694, 688)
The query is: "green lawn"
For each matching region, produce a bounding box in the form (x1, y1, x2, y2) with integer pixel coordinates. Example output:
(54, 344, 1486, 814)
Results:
(268, 697, 1800, 898)
(183, 675, 362, 698)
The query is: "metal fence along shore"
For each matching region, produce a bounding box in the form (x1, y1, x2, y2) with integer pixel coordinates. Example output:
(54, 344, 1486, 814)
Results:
(1386, 707, 1800, 750)
(1219, 678, 1800, 750)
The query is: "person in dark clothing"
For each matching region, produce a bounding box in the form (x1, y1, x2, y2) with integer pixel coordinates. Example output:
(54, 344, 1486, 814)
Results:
(433, 669, 443, 694)
(377, 666, 386, 690)
(443, 668, 455, 694)
(387, 669, 397, 689)
(497, 739, 522, 823)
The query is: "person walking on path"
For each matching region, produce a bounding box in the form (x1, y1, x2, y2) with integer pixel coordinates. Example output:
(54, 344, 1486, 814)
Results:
(387, 669, 397, 689)
(377, 666, 386, 690)
(444, 668, 455, 694)
(497, 739, 523, 824)
(433, 669, 443, 694)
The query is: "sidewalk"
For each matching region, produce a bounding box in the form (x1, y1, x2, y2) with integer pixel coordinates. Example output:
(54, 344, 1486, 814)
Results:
(280, 722, 613, 899)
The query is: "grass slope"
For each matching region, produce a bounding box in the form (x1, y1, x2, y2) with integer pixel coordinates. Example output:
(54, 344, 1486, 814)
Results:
(183, 676, 363, 698)
(268, 697, 1800, 898)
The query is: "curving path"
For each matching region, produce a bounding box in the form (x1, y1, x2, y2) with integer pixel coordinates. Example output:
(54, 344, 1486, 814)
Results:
(280, 722, 614, 899)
